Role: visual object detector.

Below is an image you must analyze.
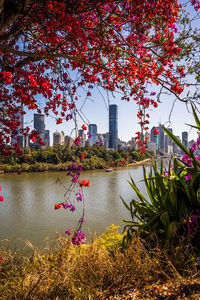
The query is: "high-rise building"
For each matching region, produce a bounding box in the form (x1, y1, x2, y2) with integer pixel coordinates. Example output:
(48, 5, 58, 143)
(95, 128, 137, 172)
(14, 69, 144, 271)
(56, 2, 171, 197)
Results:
(164, 135, 169, 154)
(53, 131, 61, 145)
(182, 131, 188, 149)
(168, 128, 173, 146)
(65, 136, 73, 147)
(45, 130, 50, 147)
(173, 136, 181, 154)
(11, 105, 25, 148)
(109, 104, 118, 150)
(88, 124, 97, 146)
(158, 124, 165, 154)
(61, 131, 65, 145)
(78, 129, 86, 146)
(34, 114, 45, 146)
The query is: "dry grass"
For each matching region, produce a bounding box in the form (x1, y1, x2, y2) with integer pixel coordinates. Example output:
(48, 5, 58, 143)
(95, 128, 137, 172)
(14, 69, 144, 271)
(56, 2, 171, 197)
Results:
(0, 227, 200, 299)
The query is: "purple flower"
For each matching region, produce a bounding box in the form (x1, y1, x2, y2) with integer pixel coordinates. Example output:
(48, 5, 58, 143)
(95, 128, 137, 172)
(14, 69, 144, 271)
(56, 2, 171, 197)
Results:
(72, 231, 86, 245)
(79, 218, 86, 223)
(65, 229, 71, 235)
(163, 170, 168, 177)
(76, 191, 82, 201)
(62, 202, 70, 209)
(87, 132, 92, 139)
(185, 174, 191, 181)
(69, 205, 75, 212)
(150, 92, 156, 96)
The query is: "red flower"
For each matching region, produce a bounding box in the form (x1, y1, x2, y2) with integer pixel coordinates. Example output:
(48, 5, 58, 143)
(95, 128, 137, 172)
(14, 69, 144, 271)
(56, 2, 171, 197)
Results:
(79, 180, 90, 187)
(153, 128, 159, 135)
(56, 118, 62, 124)
(153, 102, 158, 108)
(54, 203, 61, 209)
(80, 153, 85, 159)
(0, 71, 12, 84)
(0, 196, 4, 202)
(140, 146, 146, 151)
(82, 124, 87, 131)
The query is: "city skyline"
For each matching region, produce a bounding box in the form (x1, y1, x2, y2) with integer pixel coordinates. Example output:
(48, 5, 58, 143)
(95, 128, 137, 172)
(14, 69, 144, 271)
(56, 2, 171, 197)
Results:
(29, 107, 196, 155)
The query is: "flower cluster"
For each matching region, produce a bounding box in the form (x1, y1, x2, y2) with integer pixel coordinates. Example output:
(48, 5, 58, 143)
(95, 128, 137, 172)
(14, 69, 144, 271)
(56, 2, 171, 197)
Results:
(72, 231, 86, 245)
(184, 210, 200, 237)
(182, 136, 200, 180)
(79, 180, 90, 187)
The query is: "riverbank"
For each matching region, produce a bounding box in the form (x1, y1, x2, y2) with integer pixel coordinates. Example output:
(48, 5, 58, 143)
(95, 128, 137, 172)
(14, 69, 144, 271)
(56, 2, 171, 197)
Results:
(0, 157, 152, 174)
(0, 225, 200, 299)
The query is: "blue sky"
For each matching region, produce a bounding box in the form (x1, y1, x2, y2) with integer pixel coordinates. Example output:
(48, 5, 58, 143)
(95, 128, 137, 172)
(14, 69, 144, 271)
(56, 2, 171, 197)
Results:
(24, 0, 200, 145)
(24, 85, 199, 146)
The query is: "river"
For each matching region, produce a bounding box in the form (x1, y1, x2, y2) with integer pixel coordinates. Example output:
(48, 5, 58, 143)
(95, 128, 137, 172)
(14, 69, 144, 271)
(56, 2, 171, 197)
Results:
(0, 160, 154, 250)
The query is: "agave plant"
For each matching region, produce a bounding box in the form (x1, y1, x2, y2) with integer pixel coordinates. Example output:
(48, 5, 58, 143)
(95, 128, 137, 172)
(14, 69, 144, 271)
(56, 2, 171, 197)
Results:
(122, 104, 200, 242)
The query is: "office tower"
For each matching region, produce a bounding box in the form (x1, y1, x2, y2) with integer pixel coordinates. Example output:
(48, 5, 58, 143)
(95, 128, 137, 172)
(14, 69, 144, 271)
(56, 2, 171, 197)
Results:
(65, 136, 73, 147)
(103, 133, 109, 148)
(158, 124, 165, 154)
(109, 104, 118, 150)
(147, 142, 157, 154)
(11, 105, 25, 148)
(173, 136, 181, 154)
(61, 131, 65, 145)
(164, 135, 169, 154)
(168, 128, 173, 145)
(34, 114, 45, 146)
(53, 131, 61, 145)
(78, 129, 86, 146)
(88, 124, 97, 146)
(182, 131, 188, 149)
(45, 130, 50, 147)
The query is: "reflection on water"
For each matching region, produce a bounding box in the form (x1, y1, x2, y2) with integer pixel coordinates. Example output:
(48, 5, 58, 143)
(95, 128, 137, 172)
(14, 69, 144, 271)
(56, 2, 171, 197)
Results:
(0, 160, 153, 249)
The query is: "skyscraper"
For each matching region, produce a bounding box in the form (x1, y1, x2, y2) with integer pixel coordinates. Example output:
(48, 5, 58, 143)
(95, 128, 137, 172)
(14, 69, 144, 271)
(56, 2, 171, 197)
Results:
(158, 124, 165, 154)
(182, 131, 188, 149)
(34, 114, 45, 146)
(109, 104, 118, 150)
(53, 131, 61, 145)
(88, 124, 97, 146)
(78, 129, 86, 146)
(45, 130, 50, 147)
(11, 105, 25, 148)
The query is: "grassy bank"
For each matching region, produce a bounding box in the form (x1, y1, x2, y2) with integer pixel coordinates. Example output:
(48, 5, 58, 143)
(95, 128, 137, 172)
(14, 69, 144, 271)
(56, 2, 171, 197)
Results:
(0, 225, 200, 299)
(0, 157, 152, 173)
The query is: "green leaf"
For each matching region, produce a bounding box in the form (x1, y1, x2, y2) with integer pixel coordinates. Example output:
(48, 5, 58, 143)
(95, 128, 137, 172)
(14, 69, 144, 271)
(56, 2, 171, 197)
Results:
(160, 211, 170, 229)
(120, 196, 131, 212)
(191, 103, 200, 129)
(185, 123, 200, 130)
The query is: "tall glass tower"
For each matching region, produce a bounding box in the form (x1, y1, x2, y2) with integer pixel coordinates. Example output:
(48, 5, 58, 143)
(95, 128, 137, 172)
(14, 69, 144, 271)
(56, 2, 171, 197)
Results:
(109, 104, 118, 150)
(88, 124, 97, 146)
(34, 114, 45, 146)
(11, 105, 25, 148)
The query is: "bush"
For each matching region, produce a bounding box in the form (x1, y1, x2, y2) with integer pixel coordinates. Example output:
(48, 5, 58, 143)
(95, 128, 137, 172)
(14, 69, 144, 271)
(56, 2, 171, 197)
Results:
(122, 104, 200, 246)
(21, 163, 30, 172)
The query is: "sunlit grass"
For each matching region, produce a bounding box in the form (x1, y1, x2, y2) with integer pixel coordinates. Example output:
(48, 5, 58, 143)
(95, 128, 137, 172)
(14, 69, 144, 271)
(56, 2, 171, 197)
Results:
(0, 225, 200, 299)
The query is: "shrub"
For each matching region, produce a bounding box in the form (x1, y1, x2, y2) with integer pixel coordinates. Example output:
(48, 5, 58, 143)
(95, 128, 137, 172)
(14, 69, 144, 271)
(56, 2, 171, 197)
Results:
(122, 104, 200, 246)
(21, 163, 30, 172)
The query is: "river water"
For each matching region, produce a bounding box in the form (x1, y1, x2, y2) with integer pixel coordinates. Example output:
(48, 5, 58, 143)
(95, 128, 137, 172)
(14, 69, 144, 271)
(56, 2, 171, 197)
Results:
(0, 160, 154, 250)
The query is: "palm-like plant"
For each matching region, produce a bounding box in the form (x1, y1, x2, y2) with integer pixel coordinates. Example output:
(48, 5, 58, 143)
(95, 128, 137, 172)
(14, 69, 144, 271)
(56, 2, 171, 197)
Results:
(122, 104, 200, 242)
